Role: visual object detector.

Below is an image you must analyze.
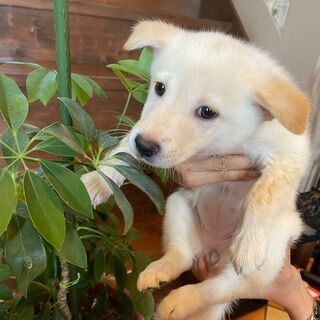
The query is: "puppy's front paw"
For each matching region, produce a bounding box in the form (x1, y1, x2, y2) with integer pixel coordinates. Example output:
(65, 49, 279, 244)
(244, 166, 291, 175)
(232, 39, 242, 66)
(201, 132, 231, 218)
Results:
(137, 258, 180, 291)
(157, 285, 202, 320)
(230, 231, 267, 276)
(81, 171, 112, 208)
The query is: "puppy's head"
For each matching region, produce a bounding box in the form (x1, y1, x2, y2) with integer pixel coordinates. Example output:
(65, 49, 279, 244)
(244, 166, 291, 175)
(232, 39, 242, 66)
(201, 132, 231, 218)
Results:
(125, 21, 311, 168)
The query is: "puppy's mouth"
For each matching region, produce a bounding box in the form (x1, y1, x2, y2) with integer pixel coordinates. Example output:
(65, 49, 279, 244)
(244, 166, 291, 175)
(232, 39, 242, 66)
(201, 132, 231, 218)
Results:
(139, 154, 180, 169)
(129, 133, 181, 169)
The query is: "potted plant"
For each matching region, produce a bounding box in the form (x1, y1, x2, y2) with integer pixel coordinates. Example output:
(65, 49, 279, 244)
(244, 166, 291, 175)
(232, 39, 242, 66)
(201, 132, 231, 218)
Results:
(0, 1, 164, 319)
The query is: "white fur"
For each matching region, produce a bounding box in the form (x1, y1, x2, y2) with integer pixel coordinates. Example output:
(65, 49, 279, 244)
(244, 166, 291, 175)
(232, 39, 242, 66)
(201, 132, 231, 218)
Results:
(82, 22, 311, 319)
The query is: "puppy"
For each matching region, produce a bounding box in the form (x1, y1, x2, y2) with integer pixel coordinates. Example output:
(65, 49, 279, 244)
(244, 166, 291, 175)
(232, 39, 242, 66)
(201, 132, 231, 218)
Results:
(81, 21, 311, 320)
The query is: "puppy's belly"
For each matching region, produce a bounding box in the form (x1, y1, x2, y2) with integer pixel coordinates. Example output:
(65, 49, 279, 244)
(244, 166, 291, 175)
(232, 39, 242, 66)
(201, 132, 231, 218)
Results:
(194, 180, 256, 265)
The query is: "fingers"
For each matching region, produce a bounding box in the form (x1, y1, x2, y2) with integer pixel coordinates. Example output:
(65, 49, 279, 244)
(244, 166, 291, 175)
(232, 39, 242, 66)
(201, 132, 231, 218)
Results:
(192, 255, 209, 281)
(180, 169, 260, 188)
(181, 154, 253, 172)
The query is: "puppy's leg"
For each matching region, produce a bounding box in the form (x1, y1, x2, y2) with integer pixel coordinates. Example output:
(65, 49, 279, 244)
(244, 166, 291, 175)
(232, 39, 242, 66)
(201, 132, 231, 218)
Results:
(157, 226, 290, 320)
(137, 190, 201, 291)
(156, 264, 259, 320)
(81, 136, 131, 208)
(230, 156, 302, 275)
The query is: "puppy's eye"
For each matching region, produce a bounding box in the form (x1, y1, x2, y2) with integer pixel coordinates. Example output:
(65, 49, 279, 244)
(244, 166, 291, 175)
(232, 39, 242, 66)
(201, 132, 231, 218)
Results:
(155, 82, 165, 96)
(196, 106, 219, 120)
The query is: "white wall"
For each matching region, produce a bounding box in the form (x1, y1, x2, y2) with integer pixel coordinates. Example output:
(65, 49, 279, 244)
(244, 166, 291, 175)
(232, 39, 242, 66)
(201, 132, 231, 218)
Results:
(232, 0, 320, 91)
(232, 0, 320, 189)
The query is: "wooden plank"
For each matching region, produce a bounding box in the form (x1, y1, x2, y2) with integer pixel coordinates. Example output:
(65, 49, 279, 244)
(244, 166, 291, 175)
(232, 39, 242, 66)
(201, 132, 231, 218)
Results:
(0, 6, 138, 67)
(199, 0, 247, 38)
(0, 0, 231, 30)
(80, 0, 202, 18)
(0, 5, 231, 70)
(0, 0, 201, 18)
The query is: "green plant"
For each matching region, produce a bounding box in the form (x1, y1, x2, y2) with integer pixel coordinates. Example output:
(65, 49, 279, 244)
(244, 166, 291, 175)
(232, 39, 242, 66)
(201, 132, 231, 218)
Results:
(0, 7, 164, 319)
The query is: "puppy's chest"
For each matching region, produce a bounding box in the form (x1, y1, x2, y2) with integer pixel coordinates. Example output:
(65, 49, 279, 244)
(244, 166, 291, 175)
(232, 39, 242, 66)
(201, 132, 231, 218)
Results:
(192, 181, 255, 261)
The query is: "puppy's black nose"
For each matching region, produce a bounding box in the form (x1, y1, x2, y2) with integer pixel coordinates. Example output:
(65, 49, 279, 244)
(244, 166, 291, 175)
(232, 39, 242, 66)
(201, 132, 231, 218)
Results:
(135, 134, 160, 157)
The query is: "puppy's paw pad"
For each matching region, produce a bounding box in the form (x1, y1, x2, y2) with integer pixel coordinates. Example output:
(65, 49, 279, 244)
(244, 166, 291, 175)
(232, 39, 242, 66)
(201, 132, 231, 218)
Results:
(230, 237, 267, 276)
(81, 171, 112, 208)
(157, 286, 200, 320)
(137, 259, 178, 291)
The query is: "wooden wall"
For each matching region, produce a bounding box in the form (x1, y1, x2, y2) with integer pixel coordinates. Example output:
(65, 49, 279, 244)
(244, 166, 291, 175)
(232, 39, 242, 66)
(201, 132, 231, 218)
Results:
(0, 0, 236, 131)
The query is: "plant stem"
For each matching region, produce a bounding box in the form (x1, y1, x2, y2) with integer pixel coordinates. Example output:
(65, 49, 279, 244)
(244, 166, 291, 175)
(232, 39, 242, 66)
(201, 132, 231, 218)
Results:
(53, 1, 78, 319)
(57, 259, 72, 320)
(53, 0, 72, 126)
(116, 91, 132, 128)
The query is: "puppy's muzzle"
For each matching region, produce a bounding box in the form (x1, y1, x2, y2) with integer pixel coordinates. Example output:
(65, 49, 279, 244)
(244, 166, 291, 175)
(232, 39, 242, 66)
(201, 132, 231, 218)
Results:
(135, 134, 160, 158)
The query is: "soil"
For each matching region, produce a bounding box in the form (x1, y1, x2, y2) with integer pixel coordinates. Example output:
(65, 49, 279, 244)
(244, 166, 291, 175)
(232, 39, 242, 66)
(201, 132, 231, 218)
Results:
(104, 306, 127, 320)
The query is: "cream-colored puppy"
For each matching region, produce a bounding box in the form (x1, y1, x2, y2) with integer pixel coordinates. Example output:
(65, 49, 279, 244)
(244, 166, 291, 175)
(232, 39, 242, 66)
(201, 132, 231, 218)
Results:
(81, 21, 311, 320)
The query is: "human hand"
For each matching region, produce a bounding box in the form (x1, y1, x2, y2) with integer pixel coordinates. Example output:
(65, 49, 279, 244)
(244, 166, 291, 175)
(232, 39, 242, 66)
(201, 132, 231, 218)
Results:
(192, 249, 314, 320)
(175, 152, 260, 188)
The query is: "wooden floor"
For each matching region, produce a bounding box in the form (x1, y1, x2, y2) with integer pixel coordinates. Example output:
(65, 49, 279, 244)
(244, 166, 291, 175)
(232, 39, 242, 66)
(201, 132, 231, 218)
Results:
(237, 302, 290, 320)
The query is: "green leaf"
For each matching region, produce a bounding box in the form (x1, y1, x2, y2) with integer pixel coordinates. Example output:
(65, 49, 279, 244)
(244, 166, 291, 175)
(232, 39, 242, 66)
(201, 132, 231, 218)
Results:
(1, 127, 29, 171)
(113, 255, 127, 292)
(71, 73, 93, 98)
(57, 223, 87, 268)
(22, 123, 40, 135)
(0, 61, 44, 69)
(113, 165, 164, 214)
(23, 170, 66, 250)
(37, 246, 58, 283)
(126, 227, 140, 241)
(26, 69, 57, 105)
(5, 216, 47, 297)
(0, 302, 4, 319)
(94, 248, 105, 282)
(52, 309, 65, 320)
(138, 47, 153, 79)
(118, 60, 147, 80)
(118, 293, 135, 320)
(107, 63, 145, 81)
(96, 131, 119, 149)
(71, 79, 90, 106)
(16, 304, 34, 319)
(132, 291, 154, 320)
(75, 133, 90, 153)
(111, 69, 141, 92)
(0, 169, 15, 235)
(0, 73, 29, 131)
(0, 265, 13, 281)
(132, 84, 149, 103)
(41, 160, 93, 218)
(134, 251, 152, 273)
(58, 97, 95, 141)
(99, 171, 133, 234)
(0, 284, 12, 300)
(38, 303, 50, 319)
(128, 251, 154, 319)
(112, 152, 139, 169)
(83, 76, 107, 100)
(36, 136, 81, 157)
(114, 114, 136, 128)
(42, 122, 85, 154)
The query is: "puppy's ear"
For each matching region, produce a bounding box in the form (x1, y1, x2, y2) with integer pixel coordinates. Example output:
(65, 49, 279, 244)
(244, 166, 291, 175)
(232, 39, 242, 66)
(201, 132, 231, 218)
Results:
(254, 77, 311, 134)
(123, 20, 180, 51)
